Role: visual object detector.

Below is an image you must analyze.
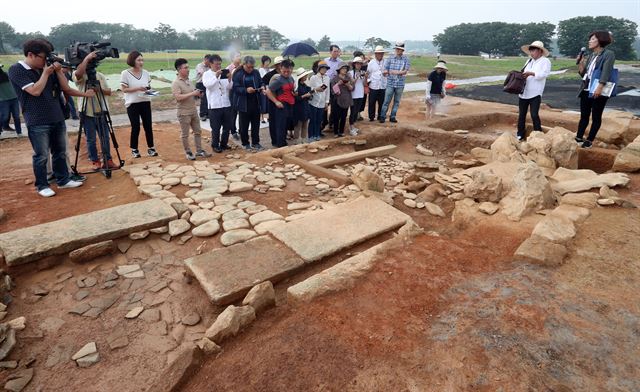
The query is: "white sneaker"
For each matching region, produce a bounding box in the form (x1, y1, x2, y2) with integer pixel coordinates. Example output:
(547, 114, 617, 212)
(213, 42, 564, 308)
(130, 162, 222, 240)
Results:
(350, 128, 359, 136)
(38, 188, 56, 197)
(58, 180, 83, 189)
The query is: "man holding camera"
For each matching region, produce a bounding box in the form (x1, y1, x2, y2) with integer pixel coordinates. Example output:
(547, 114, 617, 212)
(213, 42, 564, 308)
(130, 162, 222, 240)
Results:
(202, 54, 233, 153)
(172, 58, 210, 160)
(73, 51, 117, 171)
(8, 39, 96, 197)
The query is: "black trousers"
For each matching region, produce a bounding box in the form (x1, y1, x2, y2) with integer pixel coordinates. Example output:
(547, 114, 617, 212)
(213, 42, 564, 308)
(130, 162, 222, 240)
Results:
(360, 93, 367, 113)
(268, 100, 277, 145)
(209, 107, 232, 149)
(577, 90, 609, 142)
(127, 101, 154, 150)
(350, 98, 364, 125)
(239, 101, 261, 146)
(332, 105, 348, 135)
(517, 95, 542, 138)
(196, 82, 207, 118)
(368, 88, 385, 120)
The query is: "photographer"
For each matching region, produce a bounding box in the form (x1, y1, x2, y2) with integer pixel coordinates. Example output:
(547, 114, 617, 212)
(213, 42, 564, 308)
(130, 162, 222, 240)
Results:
(202, 54, 233, 153)
(172, 58, 210, 160)
(73, 51, 117, 170)
(8, 39, 95, 197)
(232, 55, 265, 151)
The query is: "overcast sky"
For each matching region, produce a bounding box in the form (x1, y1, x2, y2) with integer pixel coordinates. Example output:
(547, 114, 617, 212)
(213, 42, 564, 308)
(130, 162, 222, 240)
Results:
(4, 0, 640, 42)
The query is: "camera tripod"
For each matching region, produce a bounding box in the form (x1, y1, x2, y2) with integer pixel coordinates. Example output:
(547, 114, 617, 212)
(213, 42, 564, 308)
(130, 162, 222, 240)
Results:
(71, 69, 125, 178)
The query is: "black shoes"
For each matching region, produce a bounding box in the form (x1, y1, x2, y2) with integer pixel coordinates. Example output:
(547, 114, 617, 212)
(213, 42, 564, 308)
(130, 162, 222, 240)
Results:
(581, 140, 593, 149)
(148, 148, 158, 157)
(390, 118, 398, 123)
(131, 149, 141, 158)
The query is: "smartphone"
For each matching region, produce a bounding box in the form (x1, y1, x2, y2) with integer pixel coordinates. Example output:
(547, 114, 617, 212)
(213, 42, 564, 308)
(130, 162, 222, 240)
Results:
(220, 69, 230, 78)
(321, 84, 327, 90)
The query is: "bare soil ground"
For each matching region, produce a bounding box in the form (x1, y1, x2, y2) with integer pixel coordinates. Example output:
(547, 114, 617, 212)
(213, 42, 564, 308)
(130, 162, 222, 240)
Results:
(1, 95, 639, 392)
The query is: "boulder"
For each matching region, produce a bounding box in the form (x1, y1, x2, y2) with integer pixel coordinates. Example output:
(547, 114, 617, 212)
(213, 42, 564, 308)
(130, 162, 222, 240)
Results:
(242, 281, 276, 314)
(490, 132, 522, 163)
(547, 127, 579, 169)
(463, 169, 504, 202)
(470, 147, 492, 164)
(69, 240, 115, 263)
(514, 236, 568, 267)
(531, 215, 577, 244)
(416, 184, 447, 203)
(612, 135, 640, 173)
(204, 305, 256, 344)
(478, 202, 499, 215)
(549, 204, 590, 224)
(189, 209, 220, 226)
(350, 165, 384, 193)
(560, 192, 599, 209)
(550, 167, 630, 195)
(500, 163, 555, 221)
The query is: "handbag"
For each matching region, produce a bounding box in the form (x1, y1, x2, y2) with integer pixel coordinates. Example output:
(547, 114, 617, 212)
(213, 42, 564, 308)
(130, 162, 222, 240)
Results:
(503, 59, 531, 94)
(332, 83, 341, 96)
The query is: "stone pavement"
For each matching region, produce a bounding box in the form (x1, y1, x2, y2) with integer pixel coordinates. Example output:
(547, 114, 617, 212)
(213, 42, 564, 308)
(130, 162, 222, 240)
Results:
(184, 236, 304, 305)
(268, 197, 412, 263)
(0, 199, 176, 266)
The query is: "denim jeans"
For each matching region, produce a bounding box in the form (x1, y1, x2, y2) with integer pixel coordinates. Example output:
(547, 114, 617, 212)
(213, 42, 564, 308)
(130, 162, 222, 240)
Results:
(0, 98, 22, 133)
(380, 85, 404, 120)
(308, 105, 324, 139)
(27, 121, 70, 190)
(82, 113, 112, 161)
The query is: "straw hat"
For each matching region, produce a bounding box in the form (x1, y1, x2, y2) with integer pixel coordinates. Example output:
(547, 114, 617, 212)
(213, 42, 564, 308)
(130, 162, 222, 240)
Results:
(521, 41, 549, 57)
(317, 60, 330, 70)
(394, 42, 405, 51)
(273, 56, 285, 65)
(374, 45, 386, 53)
(434, 61, 448, 71)
(295, 68, 313, 80)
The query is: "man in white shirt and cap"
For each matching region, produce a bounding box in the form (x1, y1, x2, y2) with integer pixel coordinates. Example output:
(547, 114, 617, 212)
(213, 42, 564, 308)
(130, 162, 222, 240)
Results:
(517, 40, 551, 141)
(366, 45, 387, 121)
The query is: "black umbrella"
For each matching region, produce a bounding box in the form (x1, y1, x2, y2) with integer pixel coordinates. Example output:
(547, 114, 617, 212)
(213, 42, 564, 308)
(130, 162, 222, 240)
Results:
(281, 42, 319, 58)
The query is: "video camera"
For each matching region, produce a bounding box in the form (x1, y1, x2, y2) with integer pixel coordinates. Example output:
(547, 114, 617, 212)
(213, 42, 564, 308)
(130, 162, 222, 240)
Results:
(64, 41, 119, 67)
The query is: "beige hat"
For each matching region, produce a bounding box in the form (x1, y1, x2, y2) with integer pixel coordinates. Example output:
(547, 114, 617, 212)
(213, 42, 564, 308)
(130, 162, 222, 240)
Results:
(394, 41, 405, 51)
(374, 45, 386, 53)
(352, 56, 364, 63)
(295, 68, 313, 80)
(434, 61, 448, 70)
(273, 56, 285, 65)
(521, 41, 549, 57)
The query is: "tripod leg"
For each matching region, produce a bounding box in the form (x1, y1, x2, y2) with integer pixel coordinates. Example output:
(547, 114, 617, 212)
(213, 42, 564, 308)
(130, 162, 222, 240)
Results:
(71, 110, 86, 175)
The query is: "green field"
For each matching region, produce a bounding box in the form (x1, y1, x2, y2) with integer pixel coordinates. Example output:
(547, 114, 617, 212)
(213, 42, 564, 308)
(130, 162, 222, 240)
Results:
(3, 49, 622, 82)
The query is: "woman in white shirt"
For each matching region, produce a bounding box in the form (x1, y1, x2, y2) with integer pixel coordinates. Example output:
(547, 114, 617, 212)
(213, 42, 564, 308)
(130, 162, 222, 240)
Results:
(120, 51, 156, 158)
(258, 55, 271, 124)
(517, 41, 551, 141)
(348, 57, 366, 136)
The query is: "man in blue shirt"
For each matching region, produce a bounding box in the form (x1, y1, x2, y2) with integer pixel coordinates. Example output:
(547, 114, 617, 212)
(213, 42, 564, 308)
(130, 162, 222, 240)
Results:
(380, 42, 411, 123)
(8, 39, 95, 197)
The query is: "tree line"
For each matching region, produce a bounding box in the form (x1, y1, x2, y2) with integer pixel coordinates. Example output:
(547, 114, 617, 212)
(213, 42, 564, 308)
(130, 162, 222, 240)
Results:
(433, 16, 638, 60)
(0, 22, 290, 54)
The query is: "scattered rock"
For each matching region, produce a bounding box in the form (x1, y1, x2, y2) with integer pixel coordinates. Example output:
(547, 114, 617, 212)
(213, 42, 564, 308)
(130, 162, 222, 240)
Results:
(7, 317, 25, 331)
(416, 144, 434, 156)
(76, 352, 100, 368)
(463, 169, 504, 202)
(500, 163, 555, 221)
(204, 305, 256, 344)
(424, 202, 446, 217)
(612, 134, 640, 172)
(68, 240, 115, 263)
(168, 219, 191, 237)
(242, 281, 275, 314)
(550, 167, 630, 195)
(249, 210, 284, 226)
(150, 226, 169, 234)
(350, 165, 384, 193)
(403, 199, 417, 208)
(222, 219, 251, 231)
(220, 229, 258, 246)
(129, 230, 150, 240)
(479, 202, 499, 215)
(139, 308, 161, 323)
(597, 198, 616, 206)
(196, 338, 222, 356)
(514, 236, 568, 267)
(189, 210, 220, 226)
(125, 306, 144, 319)
(531, 215, 576, 244)
(71, 342, 98, 367)
(75, 290, 90, 301)
(192, 221, 221, 237)
(4, 368, 33, 392)
(229, 182, 254, 192)
(0, 325, 16, 360)
(117, 241, 132, 254)
(416, 184, 447, 203)
(146, 345, 203, 392)
(560, 192, 599, 209)
(181, 312, 201, 326)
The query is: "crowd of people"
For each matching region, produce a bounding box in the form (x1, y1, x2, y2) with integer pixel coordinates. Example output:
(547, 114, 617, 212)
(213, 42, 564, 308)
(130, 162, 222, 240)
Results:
(1, 31, 617, 198)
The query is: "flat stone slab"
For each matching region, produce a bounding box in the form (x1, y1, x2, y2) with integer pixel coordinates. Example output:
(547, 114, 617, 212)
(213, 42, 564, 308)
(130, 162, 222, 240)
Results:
(184, 236, 304, 305)
(0, 199, 177, 266)
(268, 197, 411, 263)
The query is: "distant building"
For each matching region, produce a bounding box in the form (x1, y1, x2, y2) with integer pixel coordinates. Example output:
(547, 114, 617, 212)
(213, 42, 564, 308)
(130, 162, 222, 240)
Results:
(259, 28, 272, 51)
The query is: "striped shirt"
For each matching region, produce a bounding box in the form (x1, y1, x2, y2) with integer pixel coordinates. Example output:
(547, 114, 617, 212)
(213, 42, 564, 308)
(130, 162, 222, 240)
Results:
(384, 55, 410, 88)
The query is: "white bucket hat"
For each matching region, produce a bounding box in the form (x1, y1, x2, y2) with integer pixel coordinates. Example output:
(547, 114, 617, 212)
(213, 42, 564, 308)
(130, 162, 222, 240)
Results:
(352, 56, 364, 63)
(374, 45, 386, 53)
(295, 68, 313, 80)
(434, 61, 448, 70)
(394, 42, 405, 51)
(273, 56, 285, 66)
(521, 41, 549, 57)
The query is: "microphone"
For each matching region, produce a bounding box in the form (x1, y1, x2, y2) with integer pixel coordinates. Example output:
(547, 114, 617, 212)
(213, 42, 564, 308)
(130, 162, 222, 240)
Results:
(576, 47, 586, 65)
